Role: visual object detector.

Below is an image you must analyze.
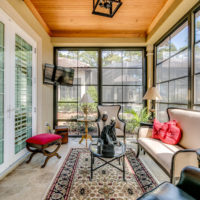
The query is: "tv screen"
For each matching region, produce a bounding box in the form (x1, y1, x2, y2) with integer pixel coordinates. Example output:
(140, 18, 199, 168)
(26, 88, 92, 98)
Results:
(43, 64, 74, 86)
(55, 66, 74, 86)
(43, 64, 55, 85)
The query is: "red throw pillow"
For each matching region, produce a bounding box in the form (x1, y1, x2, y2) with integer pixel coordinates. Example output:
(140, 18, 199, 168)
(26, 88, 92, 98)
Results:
(152, 119, 163, 139)
(160, 123, 182, 145)
(152, 119, 182, 145)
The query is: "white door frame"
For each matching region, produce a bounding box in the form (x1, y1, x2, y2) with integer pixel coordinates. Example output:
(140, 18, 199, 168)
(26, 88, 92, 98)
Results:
(0, 8, 37, 174)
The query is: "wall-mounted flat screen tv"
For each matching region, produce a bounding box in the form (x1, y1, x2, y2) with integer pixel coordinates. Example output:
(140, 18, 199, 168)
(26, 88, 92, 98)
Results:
(43, 64, 54, 85)
(55, 66, 74, 86)
(43, 64, 74, 86)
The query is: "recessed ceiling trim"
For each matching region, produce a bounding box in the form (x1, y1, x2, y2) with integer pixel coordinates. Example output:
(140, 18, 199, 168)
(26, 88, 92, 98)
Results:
(147, 0, 182, 34)
(51, 30, 146, 38)
(24, 0, 53, 36)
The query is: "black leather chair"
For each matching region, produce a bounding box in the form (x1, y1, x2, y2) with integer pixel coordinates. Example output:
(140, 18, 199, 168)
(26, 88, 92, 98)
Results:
(137, 166, 200, 200)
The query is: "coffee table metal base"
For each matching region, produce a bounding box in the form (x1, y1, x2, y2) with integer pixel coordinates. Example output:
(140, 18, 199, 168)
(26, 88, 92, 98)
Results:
(90, 152, 126, 181)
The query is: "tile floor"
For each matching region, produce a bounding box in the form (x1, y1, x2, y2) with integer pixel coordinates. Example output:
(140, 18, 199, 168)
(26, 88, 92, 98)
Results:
(0, 138, 169, 200)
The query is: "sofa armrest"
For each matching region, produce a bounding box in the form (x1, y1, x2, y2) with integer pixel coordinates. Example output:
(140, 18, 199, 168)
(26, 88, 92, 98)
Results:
(176, 166, 200, 199)
(138, 126, 153, 139)
(171, 149, 199, 183)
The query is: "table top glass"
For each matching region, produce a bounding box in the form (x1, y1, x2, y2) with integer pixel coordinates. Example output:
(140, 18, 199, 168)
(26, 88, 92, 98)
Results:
(89, 139, 126, 158)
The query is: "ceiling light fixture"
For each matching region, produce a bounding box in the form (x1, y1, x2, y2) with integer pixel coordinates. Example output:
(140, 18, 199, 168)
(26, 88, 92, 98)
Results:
(92, 0, 122, 18)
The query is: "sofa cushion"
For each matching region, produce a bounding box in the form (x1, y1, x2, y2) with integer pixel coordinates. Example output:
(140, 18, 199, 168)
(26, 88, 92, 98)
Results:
(168, 108, 200, 149)
(138, 138, 184, 173)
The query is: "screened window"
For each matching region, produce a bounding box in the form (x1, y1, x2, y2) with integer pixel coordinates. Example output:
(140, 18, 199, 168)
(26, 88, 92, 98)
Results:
(102, 50, 143, 120)
(0, 22, 4, 164)
(55, 48, 145, 136)
(194, 10, 200, 110)
(56, 50, 98, 135)
(15, 35, 32, 154)
(156, 21, 189, 121)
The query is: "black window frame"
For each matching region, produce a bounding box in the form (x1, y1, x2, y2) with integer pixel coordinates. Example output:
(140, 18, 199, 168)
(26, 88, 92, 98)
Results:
(154, 1, 200, 120)
(53, 47, 147, 134)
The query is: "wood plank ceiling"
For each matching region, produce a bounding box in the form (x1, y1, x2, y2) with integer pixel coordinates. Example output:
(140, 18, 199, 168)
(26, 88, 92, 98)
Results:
(24, 0, 170, 38)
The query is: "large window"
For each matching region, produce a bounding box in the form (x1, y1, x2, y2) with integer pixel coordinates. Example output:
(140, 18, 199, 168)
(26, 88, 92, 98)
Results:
(55, 48, 145, 136)
(194, 10, 200, 110)
(102, 50, 144, 120)
(0, 22, 4, 164)
(155, 21, 189, 121)
(56, 50, 98, 135)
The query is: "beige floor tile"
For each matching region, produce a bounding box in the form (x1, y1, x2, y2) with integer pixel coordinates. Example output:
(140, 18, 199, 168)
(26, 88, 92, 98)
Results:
(0, 138, 169, 200)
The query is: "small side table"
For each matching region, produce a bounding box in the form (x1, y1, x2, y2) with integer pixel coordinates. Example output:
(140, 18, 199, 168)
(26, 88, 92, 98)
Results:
(55, 126, 69, 144)
(78, 118, 93, 147)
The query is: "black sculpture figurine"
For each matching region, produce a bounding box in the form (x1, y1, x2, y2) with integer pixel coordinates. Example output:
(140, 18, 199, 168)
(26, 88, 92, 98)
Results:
(99, 120, 118, 157)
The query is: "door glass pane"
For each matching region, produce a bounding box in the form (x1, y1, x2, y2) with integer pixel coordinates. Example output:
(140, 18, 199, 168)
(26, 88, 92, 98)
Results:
(0, 22, 4, 164)
(15, 35, 32, 154)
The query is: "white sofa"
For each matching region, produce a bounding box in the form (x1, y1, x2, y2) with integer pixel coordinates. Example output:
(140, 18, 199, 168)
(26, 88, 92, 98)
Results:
(137, 108, 200, 183)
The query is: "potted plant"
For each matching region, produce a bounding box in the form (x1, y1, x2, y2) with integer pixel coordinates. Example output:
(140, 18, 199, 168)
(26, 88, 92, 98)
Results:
(125, 107, 151, 134)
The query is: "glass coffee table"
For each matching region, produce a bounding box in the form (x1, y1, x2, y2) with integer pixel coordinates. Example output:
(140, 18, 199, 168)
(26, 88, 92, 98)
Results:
(89, 139, 126, 181)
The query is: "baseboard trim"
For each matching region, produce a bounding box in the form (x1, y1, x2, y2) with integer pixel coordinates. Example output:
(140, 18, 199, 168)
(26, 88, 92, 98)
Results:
(0, 152, 30, 181)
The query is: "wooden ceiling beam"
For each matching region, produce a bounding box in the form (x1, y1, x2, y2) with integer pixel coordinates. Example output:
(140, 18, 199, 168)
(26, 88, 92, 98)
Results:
(51, 30, 146, 38)
(147, 0, 183, 35)
(24, 0, 53, 36)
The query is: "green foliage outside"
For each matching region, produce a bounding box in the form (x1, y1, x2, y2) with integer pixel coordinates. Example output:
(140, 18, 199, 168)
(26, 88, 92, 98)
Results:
(125, 107, 151, 133)
(82, 86, 98, 113)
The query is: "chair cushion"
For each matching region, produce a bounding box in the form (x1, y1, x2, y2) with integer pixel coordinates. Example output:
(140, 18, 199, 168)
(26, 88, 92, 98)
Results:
(138, 138, 183, 173)
(26, 133, 61, 145)
(116, 128, 123, 136)
(137, 182, 195, 200)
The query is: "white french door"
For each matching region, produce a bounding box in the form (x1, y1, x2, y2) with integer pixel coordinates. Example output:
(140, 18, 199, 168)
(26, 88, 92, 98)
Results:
(0, 9, 37, 174)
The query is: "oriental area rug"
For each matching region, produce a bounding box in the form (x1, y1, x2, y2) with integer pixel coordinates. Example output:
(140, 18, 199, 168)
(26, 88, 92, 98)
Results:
(45, 148, 157, 200)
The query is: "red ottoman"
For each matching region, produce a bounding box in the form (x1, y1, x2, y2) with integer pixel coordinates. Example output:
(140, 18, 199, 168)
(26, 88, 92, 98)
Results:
(26, 133, 62, 168)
